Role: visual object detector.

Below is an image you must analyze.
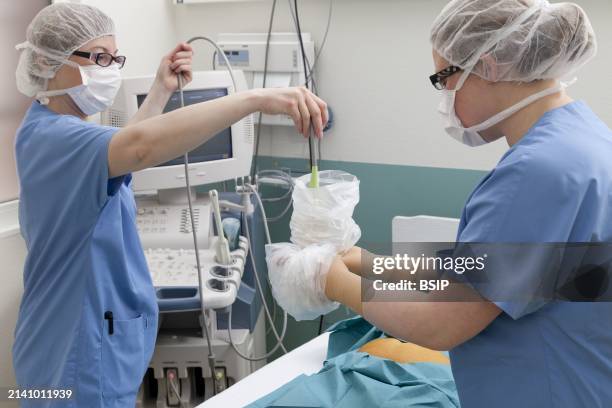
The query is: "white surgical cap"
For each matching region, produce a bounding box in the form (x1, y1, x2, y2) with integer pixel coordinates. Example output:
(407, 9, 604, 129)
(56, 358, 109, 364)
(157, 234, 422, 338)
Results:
(430, 0, 597, 83)
(15, 3, 115, 98)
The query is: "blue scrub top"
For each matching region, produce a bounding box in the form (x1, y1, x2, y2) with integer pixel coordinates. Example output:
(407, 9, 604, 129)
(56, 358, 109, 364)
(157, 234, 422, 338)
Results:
(452, 101, 612, 407)
(13, 102, 158, 407)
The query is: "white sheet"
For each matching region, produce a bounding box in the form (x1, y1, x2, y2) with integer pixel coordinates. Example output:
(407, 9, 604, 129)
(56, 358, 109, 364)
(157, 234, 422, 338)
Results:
(198, 332, 329, 407)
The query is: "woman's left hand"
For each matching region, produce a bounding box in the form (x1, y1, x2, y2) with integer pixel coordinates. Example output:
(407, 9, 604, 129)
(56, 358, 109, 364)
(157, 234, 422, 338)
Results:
(154, 42, 194, 94)
(342, 246, 363, 275)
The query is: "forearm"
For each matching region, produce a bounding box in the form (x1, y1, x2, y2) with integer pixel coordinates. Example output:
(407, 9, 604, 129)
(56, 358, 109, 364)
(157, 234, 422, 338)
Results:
(109, 90, 258, 177)
(127, 84, 173, 126)
(362, 298, 497, 351)
(325, 263, 500, 350)
(325, 260, 364, 315)
(325, 264, 436, 344)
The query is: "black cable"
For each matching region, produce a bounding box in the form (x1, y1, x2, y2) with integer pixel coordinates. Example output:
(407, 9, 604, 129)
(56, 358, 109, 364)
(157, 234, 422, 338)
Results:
(294, 0, 310, 90)
(251, 0, 278, 181)
(317, 314, 325, 335)
(287, 1, 319, 101)
(294, 1, 324, 334)
(289, 0, 314, 90)
(289, 0, 325, 166)
(294, 0, 316, 170)
(288, 0, 332, 90)
(304, 0, 332, 87)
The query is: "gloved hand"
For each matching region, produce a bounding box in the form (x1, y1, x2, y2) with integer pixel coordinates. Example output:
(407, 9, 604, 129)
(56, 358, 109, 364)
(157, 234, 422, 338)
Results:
(265, 243, 340, 321)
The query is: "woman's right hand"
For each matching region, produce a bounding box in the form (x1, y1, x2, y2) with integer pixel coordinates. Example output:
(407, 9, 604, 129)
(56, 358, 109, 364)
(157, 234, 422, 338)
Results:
(251, 87, 329, 138)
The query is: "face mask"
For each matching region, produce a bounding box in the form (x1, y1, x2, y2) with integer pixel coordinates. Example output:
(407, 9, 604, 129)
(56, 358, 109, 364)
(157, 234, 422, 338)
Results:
(38, 63, 122, 116)
(438, 70, 571, 147)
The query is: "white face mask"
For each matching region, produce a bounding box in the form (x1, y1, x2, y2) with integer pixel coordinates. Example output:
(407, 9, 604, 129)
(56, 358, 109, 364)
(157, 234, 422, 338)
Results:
(38, 63, 122, 116)
(437, 70, 571, 147)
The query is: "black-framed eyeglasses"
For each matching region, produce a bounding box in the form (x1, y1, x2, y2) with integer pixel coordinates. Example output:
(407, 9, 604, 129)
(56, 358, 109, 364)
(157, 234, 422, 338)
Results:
(429, 65, 462, 90)
(72, 50, 127, 69)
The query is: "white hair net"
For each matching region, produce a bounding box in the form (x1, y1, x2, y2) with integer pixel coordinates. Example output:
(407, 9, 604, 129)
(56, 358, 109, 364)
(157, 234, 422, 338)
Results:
(15, 3, 115, 98)
(430, 0, 597, 82)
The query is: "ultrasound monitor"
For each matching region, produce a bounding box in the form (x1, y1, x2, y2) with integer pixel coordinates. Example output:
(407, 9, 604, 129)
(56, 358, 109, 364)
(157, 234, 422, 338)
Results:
(104, 70, 254, 194)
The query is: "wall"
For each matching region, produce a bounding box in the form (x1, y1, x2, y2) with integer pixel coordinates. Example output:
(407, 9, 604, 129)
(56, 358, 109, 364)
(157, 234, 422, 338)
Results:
(171, 0, 612, 171)
(64, 0, 179, 78)
(0, 1, 49, 203)
(77, 0, 612, 171)
(0, 202, 27, 404)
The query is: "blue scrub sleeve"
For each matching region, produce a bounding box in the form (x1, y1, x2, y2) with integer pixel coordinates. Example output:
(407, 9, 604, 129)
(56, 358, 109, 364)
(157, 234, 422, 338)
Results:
(457, 149, 581, 319)
(44, 118, 123, 218)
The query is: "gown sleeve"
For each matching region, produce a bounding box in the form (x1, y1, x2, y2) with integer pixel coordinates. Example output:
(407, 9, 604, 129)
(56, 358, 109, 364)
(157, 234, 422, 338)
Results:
(25, 116, 124, 227)
(457, 145, 583, 319)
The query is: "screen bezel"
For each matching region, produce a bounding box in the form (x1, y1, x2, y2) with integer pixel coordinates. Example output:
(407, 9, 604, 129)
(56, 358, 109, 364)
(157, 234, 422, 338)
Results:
(114, 71, 253, 193)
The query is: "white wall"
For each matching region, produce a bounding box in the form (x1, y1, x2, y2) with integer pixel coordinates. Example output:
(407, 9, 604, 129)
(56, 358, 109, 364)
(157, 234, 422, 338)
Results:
(0, 1, 49, 204)
(0, 202, 26, 402)
(82, 0, 612, 172)
(71, 0, 179, 78)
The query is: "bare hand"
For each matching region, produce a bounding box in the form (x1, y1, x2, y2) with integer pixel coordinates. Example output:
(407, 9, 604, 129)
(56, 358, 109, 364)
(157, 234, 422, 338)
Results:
(342, 246, 363, 275)
(155, 42, 194, 93)
(254, 86, 329, 138)
(325, 255, 352, 301)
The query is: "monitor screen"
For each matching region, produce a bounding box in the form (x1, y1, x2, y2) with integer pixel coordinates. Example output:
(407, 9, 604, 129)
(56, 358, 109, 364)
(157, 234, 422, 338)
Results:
(137, 88, 233, 167)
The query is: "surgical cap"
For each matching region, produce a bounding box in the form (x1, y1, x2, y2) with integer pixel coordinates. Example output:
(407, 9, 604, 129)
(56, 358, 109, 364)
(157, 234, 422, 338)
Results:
(15, 3, 115, 98)
(430, 0, 597, 83)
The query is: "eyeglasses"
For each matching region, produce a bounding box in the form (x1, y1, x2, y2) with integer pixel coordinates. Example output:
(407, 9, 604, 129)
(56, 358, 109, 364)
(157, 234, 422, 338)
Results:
(429, 65, 461, 90)
(72, 50, 127, 69)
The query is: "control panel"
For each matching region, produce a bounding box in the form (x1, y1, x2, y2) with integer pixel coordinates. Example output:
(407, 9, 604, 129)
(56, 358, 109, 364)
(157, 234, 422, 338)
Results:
(136, 198, 211, 249)
(145, 239, 248, 287)
(135, 195, 248, 311)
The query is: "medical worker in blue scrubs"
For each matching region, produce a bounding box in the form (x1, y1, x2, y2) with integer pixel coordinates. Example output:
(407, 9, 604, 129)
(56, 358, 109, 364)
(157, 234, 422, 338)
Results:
(13, 3, 328, 407)
(272, 0, 612, 407)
